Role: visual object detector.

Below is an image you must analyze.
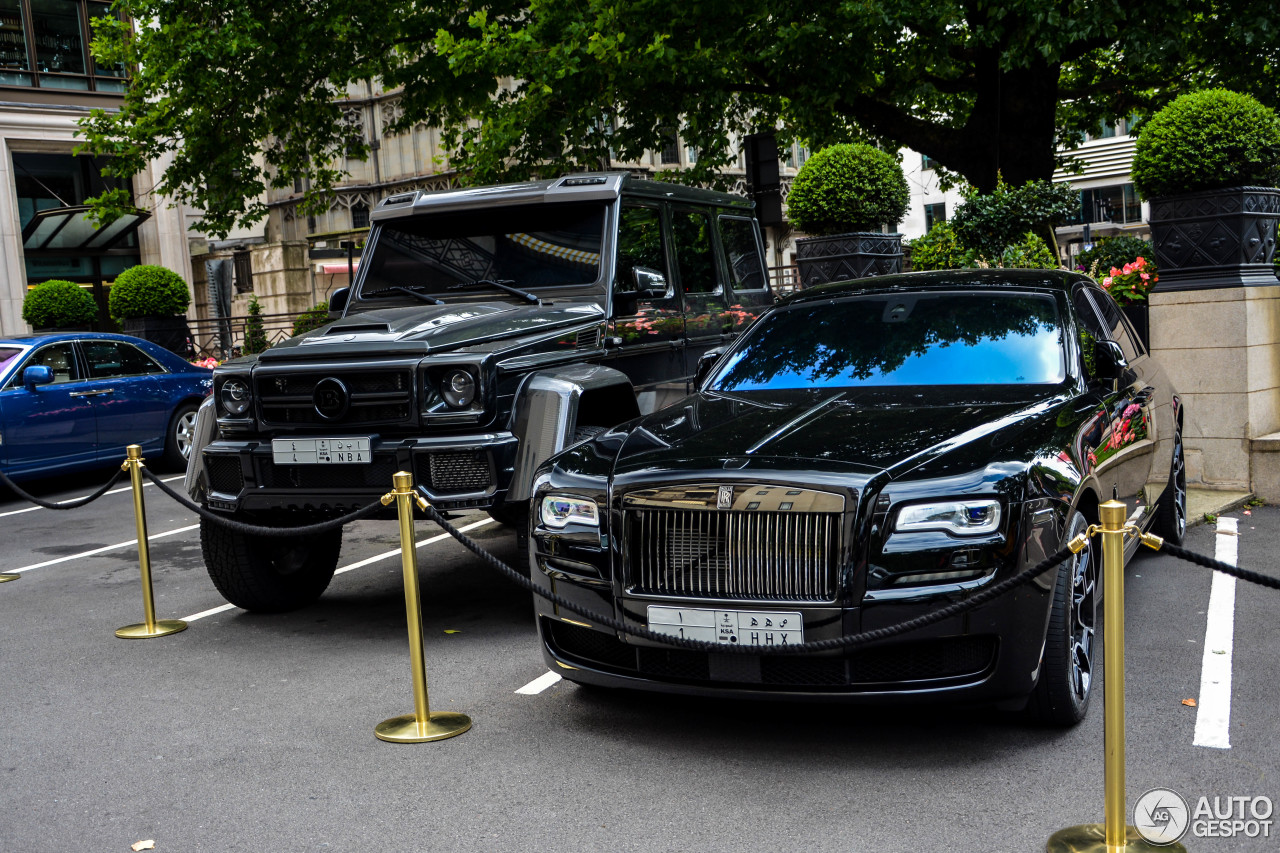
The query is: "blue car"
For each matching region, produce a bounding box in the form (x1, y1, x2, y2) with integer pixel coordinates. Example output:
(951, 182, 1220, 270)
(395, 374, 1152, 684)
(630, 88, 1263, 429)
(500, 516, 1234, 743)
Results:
(0, 332, 213, 480)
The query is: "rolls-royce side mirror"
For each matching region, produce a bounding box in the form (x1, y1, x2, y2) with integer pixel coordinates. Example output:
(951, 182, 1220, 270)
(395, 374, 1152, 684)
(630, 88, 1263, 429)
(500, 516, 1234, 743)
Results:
(22, 364, 53, 390)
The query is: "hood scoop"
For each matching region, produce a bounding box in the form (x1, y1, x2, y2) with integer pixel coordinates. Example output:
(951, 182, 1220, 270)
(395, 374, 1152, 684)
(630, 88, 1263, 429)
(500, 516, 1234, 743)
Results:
(326, 323, 391, 335)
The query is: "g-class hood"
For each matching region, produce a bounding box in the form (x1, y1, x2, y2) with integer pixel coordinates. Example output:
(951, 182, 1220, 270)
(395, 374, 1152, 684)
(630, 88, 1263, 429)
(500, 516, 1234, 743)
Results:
(257, 301, 605, 360)
(611, 388, 1060, 480)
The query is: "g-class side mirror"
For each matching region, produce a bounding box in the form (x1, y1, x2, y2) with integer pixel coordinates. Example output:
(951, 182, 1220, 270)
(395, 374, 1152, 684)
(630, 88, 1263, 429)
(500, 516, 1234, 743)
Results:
(328, 287, 350, 316)
(630, 267, 670, 300)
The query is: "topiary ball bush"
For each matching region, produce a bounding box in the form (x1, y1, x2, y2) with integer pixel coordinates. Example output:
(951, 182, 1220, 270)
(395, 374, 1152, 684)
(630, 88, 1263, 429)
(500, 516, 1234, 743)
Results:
(108, 264, 191, 320)
(786, 143, 910, 235)
(291, 301, 331, 337)
(1131, 89, 1280, 199)
(22, 280, 97, 329)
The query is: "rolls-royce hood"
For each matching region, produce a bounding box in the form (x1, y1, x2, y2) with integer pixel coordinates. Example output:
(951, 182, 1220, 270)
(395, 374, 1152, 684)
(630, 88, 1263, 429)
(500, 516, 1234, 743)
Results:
(611, 388, 1059, 480)
(257, 301, 604, 360)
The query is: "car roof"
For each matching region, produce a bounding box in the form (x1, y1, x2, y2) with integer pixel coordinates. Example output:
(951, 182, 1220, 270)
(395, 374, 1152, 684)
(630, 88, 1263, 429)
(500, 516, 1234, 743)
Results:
(0, 331, 155, 347)
(782, 268, 1092, 308)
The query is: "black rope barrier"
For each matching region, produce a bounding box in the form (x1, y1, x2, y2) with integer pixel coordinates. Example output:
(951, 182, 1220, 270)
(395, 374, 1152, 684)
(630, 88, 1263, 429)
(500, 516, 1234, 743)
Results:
(0, 467, 126, 510)
(417, 493, 1077, 655)
(141, 468, 384, 537)
(1158, 541, 1280, 590)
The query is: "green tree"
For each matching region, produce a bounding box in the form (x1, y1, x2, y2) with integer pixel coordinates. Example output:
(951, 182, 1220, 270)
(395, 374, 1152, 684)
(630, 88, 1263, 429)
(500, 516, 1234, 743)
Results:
(78, 1, 1280, 237)
(243, 295, 269, 354)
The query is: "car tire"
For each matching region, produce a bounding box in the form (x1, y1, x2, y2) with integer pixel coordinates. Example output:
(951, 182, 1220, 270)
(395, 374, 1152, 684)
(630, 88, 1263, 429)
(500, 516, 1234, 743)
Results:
(162, 402, 201, 471)
(200, 517, 341, 612)
(1154, 425, 1187, 546)
(1028, 510, 1096, 727)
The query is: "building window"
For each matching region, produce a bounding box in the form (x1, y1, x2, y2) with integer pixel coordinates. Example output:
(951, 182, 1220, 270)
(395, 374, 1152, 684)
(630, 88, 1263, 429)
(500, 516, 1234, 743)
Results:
(1070, 183, 1144, 225)
(921, 154, 936, 171)
(0, 0, 127, 92)
(924, 202, 946, 232)
(351, 203, 369, 229)
(659, 130, 680, 165)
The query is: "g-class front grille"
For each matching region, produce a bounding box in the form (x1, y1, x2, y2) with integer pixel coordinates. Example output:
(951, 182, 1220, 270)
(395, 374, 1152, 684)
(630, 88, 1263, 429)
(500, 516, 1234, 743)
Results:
(205, 454, 244, 494)
(256, 369, 414, 427)
(414, 451, 493, 494)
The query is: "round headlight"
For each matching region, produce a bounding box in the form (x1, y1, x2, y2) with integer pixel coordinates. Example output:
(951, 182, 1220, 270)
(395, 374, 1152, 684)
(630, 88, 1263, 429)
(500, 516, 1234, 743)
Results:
(440, 369, 476, 409)
(220, 378, 251, 416)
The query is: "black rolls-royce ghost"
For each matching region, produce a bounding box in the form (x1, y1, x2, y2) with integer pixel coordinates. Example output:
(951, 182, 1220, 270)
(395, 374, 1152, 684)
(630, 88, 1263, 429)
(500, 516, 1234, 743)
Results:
(529, 269, 1185, 725)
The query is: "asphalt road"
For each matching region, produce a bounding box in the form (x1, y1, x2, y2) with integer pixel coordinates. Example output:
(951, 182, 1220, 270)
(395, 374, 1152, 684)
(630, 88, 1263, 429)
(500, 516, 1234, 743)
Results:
(1, 468, 1278, 852)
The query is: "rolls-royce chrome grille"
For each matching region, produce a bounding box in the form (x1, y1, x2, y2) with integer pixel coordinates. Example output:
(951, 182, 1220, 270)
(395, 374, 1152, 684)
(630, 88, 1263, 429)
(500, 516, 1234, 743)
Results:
(623, 484, 847, 602)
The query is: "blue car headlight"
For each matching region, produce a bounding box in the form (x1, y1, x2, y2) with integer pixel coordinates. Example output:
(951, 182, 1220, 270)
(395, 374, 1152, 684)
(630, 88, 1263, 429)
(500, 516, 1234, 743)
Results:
(538, 495, 600, 529)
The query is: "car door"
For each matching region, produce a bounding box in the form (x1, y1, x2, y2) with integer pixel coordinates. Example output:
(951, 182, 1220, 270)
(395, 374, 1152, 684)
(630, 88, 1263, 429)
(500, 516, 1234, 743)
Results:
(670, 205, 730, 387)
(1075, 285, 1158, 522)
(0, 342, 97, 476)
(716, 213, 773, 337)
(607, 201, 687, 413)
(77, 339, 172, 462)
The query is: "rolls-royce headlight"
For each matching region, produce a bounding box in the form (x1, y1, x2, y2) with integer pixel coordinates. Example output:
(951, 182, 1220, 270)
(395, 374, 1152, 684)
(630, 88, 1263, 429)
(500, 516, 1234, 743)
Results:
(441, 368, 477, 409)
(895, 499, 1001, 535)
(219, 377, 252, 417)
(539, 495, 600, 529)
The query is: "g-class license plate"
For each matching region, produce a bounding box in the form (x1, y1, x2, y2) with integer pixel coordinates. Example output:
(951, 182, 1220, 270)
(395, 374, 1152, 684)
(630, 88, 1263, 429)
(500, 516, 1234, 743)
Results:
(647, 606, 803, 647)
(272, 437, 372, 464)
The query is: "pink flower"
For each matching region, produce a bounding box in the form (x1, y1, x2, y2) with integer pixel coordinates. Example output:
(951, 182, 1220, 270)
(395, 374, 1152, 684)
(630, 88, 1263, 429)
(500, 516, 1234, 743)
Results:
(1140, 273, 1150, 281)
(1102, 277, 1113, 288)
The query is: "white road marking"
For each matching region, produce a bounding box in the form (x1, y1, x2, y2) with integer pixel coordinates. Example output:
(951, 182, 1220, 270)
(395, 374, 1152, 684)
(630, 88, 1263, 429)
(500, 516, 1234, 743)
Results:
(0, 474, 186, 519)
(181, 517, 496, 622)
(1193, 516, 1237, 749)
(516, 671, 563, 695)
(5, 524, 201, 575)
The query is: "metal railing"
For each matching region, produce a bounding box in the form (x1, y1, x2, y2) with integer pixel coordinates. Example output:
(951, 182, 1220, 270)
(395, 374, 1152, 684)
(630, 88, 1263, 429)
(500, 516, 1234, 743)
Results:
(187, 312, 300, 360)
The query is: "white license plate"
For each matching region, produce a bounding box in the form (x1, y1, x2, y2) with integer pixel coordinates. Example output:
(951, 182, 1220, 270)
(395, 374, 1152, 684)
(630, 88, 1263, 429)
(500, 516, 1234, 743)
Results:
(647, 606, 803, 647)
(271, 437, 372, 465)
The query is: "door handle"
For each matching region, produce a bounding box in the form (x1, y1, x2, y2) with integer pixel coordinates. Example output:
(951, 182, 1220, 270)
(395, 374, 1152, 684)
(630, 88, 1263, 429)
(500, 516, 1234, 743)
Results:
(69, 388, 114, 398)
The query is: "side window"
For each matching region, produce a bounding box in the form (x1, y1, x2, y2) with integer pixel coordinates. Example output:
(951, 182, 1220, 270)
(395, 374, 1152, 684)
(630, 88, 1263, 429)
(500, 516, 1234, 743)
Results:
(26, 344, 79, 385)
(82, 341, 165, 379)
(1073, 288, 1109, 379)
(1087, 287, 1144, 362)
(615, 204, 666, 292)
(718, 216, 767, 292)
(670, 207, 721, 294)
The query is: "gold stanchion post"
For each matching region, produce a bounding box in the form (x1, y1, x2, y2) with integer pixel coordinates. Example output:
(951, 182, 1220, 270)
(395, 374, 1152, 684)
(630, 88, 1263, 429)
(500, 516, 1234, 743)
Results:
(374, 471, 471, 743)
(115, 445, 187, 639)
(1047, 500, 1186, 852)
(0, 572, 18, 582)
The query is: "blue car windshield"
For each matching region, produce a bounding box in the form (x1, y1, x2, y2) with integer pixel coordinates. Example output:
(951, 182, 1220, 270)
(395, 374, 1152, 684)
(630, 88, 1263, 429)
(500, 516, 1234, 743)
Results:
(707, 291, 1066, 391)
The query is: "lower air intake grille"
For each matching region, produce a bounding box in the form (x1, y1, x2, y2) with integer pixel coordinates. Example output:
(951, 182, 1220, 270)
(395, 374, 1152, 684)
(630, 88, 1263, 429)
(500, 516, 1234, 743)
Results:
(416, 451, 492, 494)
(205, 455, 244, 494)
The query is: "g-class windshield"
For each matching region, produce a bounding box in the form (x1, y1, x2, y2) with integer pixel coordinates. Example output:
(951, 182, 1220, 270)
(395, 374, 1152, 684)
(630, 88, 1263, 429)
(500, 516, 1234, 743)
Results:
(359, 202, 606, 299)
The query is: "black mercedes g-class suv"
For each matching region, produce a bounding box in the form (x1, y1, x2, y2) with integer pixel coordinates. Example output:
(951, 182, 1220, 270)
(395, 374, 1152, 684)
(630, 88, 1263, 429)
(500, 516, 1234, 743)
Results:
(186, 172, 774, 611)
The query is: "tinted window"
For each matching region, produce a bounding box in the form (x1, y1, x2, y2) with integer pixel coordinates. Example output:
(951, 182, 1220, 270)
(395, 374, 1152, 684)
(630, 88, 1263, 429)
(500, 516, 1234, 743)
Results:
(82, 341, 165, 379)
(615, 204, 666, 290)
(670, 208, 720, 294)
(1087, 288, 1144, 360)
(708, 292, 1065, 390)
(1073, 288, 1109, 377)
(26, 343, 78, 384)
(719, 216, 766, 291)
(360, 202, 605, 296)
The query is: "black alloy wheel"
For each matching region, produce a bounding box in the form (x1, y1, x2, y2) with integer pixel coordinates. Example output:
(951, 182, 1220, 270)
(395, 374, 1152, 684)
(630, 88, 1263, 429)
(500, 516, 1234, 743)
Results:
(1155, 425, 1187, 545)
(1029, 510, 1096, 726)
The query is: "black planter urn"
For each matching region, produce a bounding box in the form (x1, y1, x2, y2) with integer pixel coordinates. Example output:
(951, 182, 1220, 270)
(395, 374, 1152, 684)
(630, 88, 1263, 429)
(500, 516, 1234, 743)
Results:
(1147, 186, 1280, 290)
(794, 232, 904, 288)
(121, 315, 194, 356)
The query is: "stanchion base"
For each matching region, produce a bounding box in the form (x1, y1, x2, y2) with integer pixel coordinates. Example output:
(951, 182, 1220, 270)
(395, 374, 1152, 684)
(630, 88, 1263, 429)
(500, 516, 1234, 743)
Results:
(1048, 824, 1188, 852)
(115, 619, 188, 639)
(375, 711, 472, 743)
(0, 573, 19, 583)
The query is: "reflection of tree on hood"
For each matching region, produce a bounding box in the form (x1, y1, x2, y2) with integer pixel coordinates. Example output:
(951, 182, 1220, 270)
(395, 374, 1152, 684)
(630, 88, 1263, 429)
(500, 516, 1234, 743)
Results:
(719, 294, 1057, 387)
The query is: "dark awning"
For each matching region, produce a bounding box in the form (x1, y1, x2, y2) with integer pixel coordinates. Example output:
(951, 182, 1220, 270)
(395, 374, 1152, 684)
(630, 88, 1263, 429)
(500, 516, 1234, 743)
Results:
(21, 205, 150, 252)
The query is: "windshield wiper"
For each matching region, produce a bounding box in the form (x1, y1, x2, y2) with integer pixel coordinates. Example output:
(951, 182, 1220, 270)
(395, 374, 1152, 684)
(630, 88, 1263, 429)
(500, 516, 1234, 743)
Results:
(363, 285, 445, 306)
(447, 278, 540, 305)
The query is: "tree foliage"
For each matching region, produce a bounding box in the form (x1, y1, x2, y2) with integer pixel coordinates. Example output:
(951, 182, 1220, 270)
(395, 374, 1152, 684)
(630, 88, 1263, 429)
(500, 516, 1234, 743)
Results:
(951, 179, 1078, 261)
(78, 1, 1280, 237)
(243, 294, 270, 354)
(291, 301, 331, 337)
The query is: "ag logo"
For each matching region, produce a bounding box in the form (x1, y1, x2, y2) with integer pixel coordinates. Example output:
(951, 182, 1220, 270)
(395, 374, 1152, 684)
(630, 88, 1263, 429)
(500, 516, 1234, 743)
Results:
(313, 377, 350, 421)
(1135, 788, 1190, 845)
(717, 485, 733, 509)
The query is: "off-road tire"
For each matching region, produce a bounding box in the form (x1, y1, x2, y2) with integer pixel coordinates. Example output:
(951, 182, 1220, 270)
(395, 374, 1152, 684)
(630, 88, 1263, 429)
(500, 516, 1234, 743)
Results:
(200, 518, 342, 612)
(1028, 510, 1096, 726)
(162, 402, 200, 471)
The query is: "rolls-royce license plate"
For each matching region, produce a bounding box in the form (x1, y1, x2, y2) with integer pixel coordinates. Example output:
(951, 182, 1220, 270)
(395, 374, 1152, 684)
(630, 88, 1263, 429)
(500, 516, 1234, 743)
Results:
(647, 606, 803, 647)
(271, 437, 372, 464)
